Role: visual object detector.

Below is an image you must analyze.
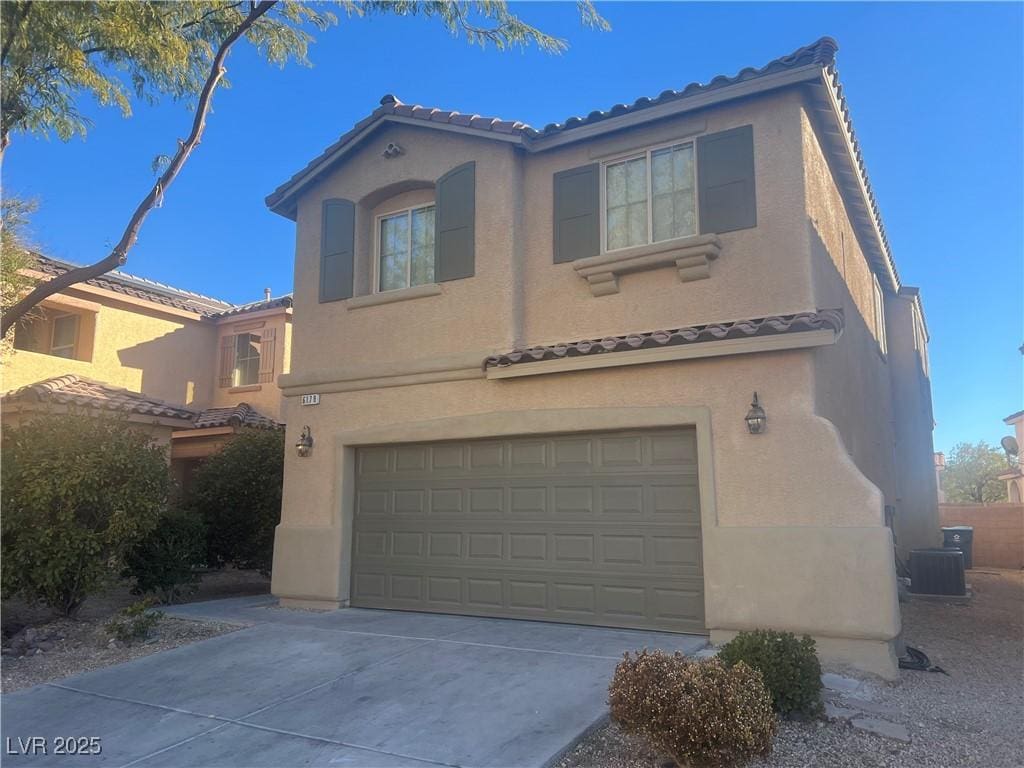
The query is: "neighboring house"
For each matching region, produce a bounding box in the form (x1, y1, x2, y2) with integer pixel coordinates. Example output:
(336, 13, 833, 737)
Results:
(264, 37, 937, 679)
(1, 255, 292, 483)
(999, 410, 1023, 503)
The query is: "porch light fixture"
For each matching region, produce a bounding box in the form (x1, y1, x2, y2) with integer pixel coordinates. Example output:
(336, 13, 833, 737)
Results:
(745, 393, 767, 434)
(296, 425, 314, 457)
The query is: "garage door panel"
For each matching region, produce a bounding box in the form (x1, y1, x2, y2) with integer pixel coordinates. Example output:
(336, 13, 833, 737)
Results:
(352, 429, 704, 633)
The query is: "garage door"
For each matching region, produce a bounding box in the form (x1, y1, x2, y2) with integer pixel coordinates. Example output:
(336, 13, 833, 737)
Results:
(350, 429, 704, 632)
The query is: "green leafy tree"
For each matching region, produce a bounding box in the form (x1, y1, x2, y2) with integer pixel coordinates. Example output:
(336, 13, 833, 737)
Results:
(941, 441, 1010, 503)
(188, 428, 285, 574)
(1, 413, 171, 616)
(0, 195, 38, 351)
(0, 1, 606, 336)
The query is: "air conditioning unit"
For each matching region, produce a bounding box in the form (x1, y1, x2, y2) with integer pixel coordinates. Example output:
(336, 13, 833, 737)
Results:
(909, 548, 965, 596)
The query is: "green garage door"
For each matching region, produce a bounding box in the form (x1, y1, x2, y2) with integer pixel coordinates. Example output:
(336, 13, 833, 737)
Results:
(350, 428, 704, 633)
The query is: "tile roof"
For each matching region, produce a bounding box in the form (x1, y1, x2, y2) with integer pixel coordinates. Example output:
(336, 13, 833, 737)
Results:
(192, 403, 281, 429)
(3, 375, 197, 420)
(33, 255, 292, 320)
(483, 310, 844, 370)
(2, 375, 282, 429)
(265, 38, 838, 212)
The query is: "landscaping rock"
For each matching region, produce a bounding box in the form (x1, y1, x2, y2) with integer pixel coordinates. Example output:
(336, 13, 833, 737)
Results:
(821, 672, 865, 695)
(851, 717, 911, 743)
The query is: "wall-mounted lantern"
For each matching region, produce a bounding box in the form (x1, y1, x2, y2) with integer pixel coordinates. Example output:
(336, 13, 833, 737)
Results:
(296, 425, 314, 457)
(745, 393, 767, 435)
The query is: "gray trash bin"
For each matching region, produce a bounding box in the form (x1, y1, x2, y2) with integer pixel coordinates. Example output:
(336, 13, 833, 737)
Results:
(942, 526, 974, 570)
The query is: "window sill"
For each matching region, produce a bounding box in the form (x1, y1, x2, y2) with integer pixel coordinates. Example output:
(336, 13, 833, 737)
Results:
(346, 283, 442, 310)
(573, 234, 721, 296)
(229, 384, 262, 393)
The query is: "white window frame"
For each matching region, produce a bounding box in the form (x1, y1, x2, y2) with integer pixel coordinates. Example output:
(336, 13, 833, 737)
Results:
(599, 139, 700, 254)
(872, 274, 887, 356)
(373, 202, 436, 293)
(48, 312, 79, 359)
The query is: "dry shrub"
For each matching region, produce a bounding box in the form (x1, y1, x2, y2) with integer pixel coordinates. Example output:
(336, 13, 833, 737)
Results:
(608, 650, 776, 768)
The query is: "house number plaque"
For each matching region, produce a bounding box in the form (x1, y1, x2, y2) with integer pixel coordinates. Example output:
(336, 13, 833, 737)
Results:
(300, 394, 320, 406)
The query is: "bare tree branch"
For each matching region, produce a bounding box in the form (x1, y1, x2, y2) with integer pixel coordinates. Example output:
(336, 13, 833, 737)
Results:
(1, 0, 277, 337)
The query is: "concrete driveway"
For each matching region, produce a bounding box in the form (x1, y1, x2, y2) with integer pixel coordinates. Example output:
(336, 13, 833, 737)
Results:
(1, 596, 706, 767)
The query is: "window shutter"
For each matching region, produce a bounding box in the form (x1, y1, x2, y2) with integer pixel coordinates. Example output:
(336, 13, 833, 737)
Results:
(434, 161, 475, 282)
(553, 163, 599, 263)
(697, 124, 757, 234)
(258, 328, 276, 383)
(219, 334, 235, 388)
(320, 198, 355, 302)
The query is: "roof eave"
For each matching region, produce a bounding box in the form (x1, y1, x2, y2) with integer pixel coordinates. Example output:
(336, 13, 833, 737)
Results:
(266, 114, 528, 220)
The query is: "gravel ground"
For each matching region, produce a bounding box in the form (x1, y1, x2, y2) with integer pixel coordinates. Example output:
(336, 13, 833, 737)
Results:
(1, 569, 267, 694)
(557, 570, 1024, 768)
(1, 616, 240, 693)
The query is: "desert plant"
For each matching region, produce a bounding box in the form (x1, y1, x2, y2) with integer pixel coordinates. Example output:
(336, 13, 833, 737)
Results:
(609, 650, 776, 768)
(122, 508, 206, 603)
(105, 598, 164, 643)
(1, 412, 170, 616)
(717, 630, 823, 718)
(187, 428, 284, 574)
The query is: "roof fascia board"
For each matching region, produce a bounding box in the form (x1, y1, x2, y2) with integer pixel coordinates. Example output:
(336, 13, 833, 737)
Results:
(19, 271, 209, 323)
(214, 305, 292, 324)
(529, 64, 823, 152)
(812, 70, 900, 293)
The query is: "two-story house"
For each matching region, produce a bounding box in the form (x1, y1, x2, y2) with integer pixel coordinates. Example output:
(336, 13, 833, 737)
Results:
(1, 255, 292, 484)
(264, 38, 939, 679)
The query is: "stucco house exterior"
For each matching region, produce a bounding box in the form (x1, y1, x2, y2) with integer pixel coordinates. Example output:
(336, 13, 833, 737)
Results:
(999, 410, 1023, 502)
(1, 255, 291, 482)
(265, 38, 939, 679)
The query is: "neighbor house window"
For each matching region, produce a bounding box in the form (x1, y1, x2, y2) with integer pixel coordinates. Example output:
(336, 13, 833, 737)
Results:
(872, 275, 887, 355)
(233, 332, 261, 386)
(377, 204, 435, 291)
(14, 312, 80, 359)
(604, 142, 696, 252)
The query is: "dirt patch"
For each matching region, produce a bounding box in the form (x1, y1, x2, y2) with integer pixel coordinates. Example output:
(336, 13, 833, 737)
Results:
(556, 570, 1024, 768)
(1, 616, 239, 693)
(1, 569, 268, 694)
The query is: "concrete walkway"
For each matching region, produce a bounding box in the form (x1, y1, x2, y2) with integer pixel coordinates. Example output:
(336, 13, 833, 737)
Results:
(2, 596, 706, 767)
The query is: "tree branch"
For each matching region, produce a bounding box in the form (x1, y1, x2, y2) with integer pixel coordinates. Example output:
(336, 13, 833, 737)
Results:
(1, 1, 277, 337)
(0, 1, 32, 68)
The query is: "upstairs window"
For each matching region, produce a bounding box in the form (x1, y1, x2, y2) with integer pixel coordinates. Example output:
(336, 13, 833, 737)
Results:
(233, 333, 261, 386)
(872, 275, 887, 356)
(13, 311, 80, 359)
(377, 204, 436, 292)
(604, 142, 696, 252)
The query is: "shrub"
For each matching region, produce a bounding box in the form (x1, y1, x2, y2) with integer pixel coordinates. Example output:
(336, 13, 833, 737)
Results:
(1, 413, 169, 616)
(122, 508, 206, 603)
(609, 650, 776, 768)
(187, 428, 284, 574)
(717, 630, 823, 718)
(105, 599, 164, 643)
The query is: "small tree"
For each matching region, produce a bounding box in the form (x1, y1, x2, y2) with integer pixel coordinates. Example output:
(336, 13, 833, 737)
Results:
(188, 428, 284, 574)
(122, 508, 207, 603)
(942, 441, 1010, 503)
(1, 412, 170, 616)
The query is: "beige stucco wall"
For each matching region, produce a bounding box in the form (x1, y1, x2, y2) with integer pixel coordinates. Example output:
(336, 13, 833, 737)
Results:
(1, 290, 217, 408)
(272, 85, 904, 678)
(209, 311, 292, 421)
(800, 104, 939, 554)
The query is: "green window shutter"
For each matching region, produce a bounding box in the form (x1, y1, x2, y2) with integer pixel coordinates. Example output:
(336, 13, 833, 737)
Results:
(435, 162, 475, 282)
(320, 198, 355, 302)
(697, 125, 757, 234)
(553, 163, 599, 263)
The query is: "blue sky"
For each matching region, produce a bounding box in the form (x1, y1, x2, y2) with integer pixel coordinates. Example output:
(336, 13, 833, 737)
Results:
(4, 2, 1022, 452)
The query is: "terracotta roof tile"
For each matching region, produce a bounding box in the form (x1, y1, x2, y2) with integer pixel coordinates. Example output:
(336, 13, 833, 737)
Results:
(2, 376, 282, 430)
(192, 403, 281, 429)
(483, 310, 844, 370)
(32, 255, 292, 320)
(2, 375, 197, 420)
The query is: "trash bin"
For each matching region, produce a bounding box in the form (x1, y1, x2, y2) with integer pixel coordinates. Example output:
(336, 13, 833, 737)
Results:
(942, 526, 974, 570)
